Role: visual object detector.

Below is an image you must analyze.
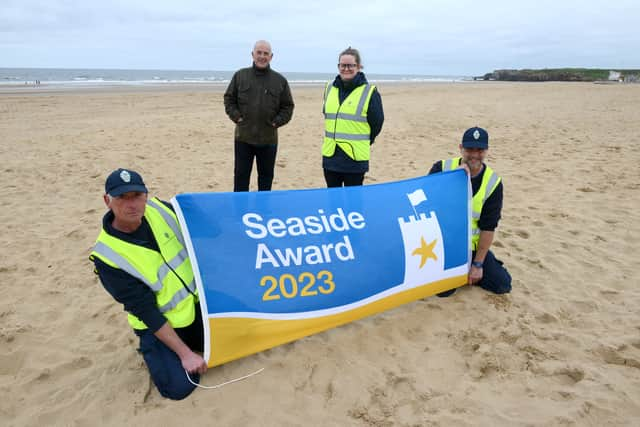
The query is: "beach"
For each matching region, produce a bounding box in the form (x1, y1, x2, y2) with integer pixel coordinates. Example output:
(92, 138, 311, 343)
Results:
(1, 82, 639, 426)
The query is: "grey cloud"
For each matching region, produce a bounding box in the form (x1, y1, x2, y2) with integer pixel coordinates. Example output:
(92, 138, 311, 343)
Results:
(1, 0, 638, 73)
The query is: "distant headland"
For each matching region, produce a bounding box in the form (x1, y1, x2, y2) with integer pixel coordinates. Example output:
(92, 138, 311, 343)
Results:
(476, 68, 640, 82)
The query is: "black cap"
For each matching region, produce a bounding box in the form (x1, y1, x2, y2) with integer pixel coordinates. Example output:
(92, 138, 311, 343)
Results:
(461, 127, 489, 149)
(105, 168, 148, 197)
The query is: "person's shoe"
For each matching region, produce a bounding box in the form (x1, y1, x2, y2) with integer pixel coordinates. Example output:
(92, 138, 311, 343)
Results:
(436, 289, 456, 298)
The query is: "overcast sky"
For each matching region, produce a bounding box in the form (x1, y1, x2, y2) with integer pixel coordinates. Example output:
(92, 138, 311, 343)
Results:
(1, 0, 637, 75)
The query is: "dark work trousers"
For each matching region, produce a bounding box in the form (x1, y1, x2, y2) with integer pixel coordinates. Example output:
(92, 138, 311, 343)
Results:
(437, 250, 512, 297)
(234, 140, 278, 192)
(137, 306, 204, 400)
(323, 169, 365, 188)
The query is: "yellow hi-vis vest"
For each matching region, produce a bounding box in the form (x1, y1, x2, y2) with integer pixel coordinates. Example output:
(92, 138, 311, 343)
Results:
(90, 197, 197, 330)
(442, 158, 501, 251)
(322, 82, 375, 161)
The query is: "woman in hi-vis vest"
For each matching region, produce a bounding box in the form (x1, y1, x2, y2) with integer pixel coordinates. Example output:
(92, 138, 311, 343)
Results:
(322, 47, 384, 187)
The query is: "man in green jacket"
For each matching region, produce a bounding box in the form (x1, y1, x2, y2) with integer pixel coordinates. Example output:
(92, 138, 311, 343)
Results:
(224, 40, 295, 192)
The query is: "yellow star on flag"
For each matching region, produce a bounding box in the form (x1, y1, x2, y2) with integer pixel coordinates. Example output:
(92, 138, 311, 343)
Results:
(412, 237, 437, 268)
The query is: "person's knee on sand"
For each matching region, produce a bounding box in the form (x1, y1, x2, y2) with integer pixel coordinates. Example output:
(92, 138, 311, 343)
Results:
(140, 333, 199, 400)
(478, 251, 512, 294)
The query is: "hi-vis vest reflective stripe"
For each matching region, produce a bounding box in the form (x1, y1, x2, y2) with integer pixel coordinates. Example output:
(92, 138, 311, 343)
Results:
(322, 82, 375, 161)
(442, 158, 501, 251)
(90, 197, 197, 330)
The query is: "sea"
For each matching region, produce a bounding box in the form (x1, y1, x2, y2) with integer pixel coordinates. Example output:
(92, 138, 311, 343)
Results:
(0, 67, 470, 88)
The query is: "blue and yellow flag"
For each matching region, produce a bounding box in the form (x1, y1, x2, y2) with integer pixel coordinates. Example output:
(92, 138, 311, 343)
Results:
(173, 170, 470, 367)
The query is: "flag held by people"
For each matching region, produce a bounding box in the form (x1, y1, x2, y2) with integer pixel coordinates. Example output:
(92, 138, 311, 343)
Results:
(173, 170, 469, 367)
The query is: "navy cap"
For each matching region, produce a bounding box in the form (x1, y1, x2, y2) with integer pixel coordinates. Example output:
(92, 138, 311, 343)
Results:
(105, 168, 148, 197)
(461, 127, 489, 149)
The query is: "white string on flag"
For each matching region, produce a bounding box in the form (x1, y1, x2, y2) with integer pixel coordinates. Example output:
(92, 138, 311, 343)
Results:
(185, 367, 265, 390)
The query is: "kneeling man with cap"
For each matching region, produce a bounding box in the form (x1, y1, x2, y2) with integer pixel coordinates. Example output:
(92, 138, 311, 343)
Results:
(90, 168, 207, 399)
(429, 128, 512, 296)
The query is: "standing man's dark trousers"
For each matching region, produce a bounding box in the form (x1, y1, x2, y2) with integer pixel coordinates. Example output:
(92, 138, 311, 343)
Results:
(438, 250, 512, 297)
(234, 141, 278, 192)
(323, 169, 365, 187)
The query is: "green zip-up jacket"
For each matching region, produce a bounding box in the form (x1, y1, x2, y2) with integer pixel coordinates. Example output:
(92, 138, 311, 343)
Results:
(223, 64, 295, 145)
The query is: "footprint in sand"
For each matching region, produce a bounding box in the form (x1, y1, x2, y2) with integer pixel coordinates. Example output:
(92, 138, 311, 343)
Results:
(65, 228, 85, 240)
(454, 329, 489, 356)
(485, 293, 511, 311)
(548, 211, 569, 219)
(536, 312, 558, 324)
(552, 390, 576, 401)
(0, 265, 18, 274)
(70, 356, 93, 369)
(595, 345, 640, 369)
(526, 258, 544, 269)
(384, 369, 414, 392)
(470, 352, 503, 380)
(34, 368, 52, 381)
(553, 366, 585, 385)
(519, 344, 549, 361)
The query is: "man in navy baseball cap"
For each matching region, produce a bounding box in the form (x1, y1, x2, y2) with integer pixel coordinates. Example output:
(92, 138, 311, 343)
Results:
(427, 127, 511, 297)
(92, 168, 207, 399)
(104, 168, 148, 197)
(461, 126, 489, 149)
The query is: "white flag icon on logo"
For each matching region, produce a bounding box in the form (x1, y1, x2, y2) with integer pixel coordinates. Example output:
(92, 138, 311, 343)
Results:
(407, 189, 427, 207)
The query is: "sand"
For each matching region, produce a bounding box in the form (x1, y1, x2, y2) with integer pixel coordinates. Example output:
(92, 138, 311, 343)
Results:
(1, 81, 639, 426)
